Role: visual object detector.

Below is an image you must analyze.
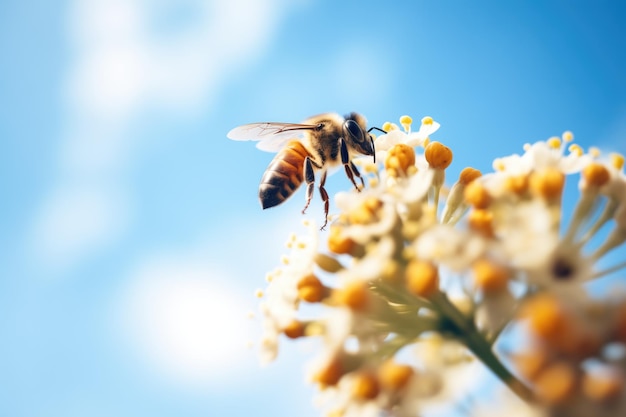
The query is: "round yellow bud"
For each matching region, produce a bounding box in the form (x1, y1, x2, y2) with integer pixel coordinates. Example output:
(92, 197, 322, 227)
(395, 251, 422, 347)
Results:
(529, 168, 565, 200)
(297, 273, 326, 303)
(582, 369, 624, 403)
(582, 163, 610, 188)
(283, 319, 306, 339)
(472, 258, 509, 293)
(458, 167, 482, 185)
(519, 294, 577, 352)
(334, 281, 370, 311)
(314, 356, 344, 387)
(424, 141, 453, 169)
(464, 181, 491, 209)
(533, 361, 577, 404)
(328, 225, 356, 254)
(351, 372, 380, 400)
(468, 209, 494, 237)
(511, 350, 550, 381)
(405, 260, 439, 298)
(378, 361, 414, 391)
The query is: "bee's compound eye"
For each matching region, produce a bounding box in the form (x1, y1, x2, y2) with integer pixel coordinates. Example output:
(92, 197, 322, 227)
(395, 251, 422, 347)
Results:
(344, 120, 364, 142)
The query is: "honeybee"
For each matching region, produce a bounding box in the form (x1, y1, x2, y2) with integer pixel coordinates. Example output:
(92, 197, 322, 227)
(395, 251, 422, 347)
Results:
(227, 112, 377, 229)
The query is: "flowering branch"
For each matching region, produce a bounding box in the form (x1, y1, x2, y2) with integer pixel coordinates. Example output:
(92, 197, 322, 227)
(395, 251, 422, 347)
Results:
(256, 115, 626, 417)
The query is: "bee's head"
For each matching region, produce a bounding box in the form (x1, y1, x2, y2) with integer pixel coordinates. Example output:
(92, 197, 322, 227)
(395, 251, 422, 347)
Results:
(343, 112, 375, 163)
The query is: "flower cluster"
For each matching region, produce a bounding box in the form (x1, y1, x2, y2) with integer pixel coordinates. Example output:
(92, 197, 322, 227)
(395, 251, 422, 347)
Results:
(257, 115, 626, 417)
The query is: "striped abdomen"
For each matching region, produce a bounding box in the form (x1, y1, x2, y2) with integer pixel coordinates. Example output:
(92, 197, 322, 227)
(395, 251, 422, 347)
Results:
(259, 140, 311, 209)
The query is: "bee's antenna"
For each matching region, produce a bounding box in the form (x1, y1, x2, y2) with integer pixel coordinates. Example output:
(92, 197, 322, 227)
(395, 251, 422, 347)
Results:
(368, 126, 386, 134)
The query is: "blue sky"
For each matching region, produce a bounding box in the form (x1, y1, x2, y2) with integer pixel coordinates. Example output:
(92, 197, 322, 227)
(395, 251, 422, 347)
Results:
(1, 1, 625, 416)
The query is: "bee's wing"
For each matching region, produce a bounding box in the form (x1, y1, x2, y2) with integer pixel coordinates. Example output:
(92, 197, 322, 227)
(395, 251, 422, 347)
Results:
(227, 122, 317, 152)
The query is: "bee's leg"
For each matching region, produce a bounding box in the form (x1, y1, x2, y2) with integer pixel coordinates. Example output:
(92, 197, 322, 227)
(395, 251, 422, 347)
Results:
(302, 156, 315, 214)
(350, 160, 365, 188)
(318, 170, 329, 230)
(340, 138, 364, 191)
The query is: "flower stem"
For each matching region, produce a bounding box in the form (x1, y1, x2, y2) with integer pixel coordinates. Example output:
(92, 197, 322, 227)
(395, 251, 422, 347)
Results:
(433, 292, 534, 402)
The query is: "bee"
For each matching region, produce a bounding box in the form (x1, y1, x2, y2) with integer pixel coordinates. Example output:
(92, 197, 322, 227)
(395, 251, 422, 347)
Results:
(227, 112, 377, 229)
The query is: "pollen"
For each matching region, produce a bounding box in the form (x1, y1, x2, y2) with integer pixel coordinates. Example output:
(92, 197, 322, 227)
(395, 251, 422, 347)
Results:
(472, 258, 509, 293)
(458, 167, 482, 185)
(547, 136, 561, 149)
(421, 116, 434, 125)
(582, 163, 610, 188)
(493, 158, 506, 172)
(400, 115, 413, 132)
(568, 144, 583, 156)
(589, 146, 601, 158)
(424, 141, 453, 170)
(385, 143, 416, 177)
(562, 131, 574, 142)
(529, 168, 565, 200)
(378, 361, 414, 391)
(382, 121, 393, 132)
(348, 197, 383, 225)
(364, 162, 379, 174)
(297, 273, 326, 303)
(254, 288, 264, 298)
(464, 181, 491, 209)
(405, 259, 439, 298)
(351, 372, 380, 400)
(611, 152, 625, 171)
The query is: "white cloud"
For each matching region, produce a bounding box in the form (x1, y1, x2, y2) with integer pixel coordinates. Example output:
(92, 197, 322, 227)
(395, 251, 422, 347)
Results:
(117, 254, 254, 387)
(66, 0, 289, 119)
(32, 0, 294, 270)
(30, 184, 130, 270)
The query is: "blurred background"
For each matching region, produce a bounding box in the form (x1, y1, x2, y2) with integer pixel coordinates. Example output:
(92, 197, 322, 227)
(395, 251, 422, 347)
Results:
(1, 0, 625, 416)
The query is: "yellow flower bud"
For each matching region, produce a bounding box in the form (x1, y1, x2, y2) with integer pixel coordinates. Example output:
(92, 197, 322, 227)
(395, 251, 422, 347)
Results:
(424, 141, 453, 169)
(405, 260, 439, 298)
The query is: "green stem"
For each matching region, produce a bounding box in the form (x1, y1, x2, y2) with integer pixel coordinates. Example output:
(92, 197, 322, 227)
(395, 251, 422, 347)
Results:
(432, 292, 534, 402)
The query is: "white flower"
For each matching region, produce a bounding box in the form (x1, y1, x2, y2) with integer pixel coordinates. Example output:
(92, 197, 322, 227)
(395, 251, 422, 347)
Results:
(259, 221, 319, 362)
(337, 237, 396, 283)
(375, 117, 440, 161)
(414, 225, 487, 272)
(335, 193, 400, 244)
(492, 199, 558, 271)
(494, 140, 591, 176)
(524, 241, 595, 287)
